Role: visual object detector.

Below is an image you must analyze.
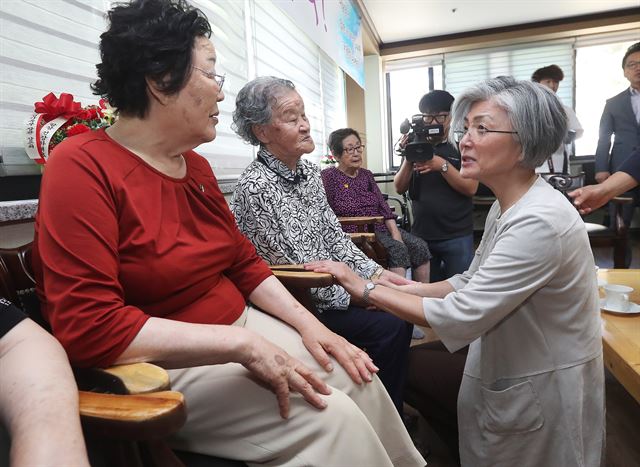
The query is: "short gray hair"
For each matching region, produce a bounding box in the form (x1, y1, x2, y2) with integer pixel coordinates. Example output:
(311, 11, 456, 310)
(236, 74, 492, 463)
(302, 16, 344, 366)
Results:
(449, 76, 567, 169)
(232, 76, 296, 146)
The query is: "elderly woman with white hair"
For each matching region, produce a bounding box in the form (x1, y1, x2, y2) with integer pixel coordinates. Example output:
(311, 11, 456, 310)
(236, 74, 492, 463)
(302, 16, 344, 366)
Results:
(230, 76, 414, 416)
(308, 76, 605, 466)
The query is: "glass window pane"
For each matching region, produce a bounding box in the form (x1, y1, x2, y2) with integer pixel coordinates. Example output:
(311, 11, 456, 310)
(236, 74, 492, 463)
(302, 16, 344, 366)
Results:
(387, 65, 442, 169)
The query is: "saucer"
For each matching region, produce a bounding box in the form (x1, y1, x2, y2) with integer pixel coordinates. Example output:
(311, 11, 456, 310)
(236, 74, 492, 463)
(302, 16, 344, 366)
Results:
(599, 298, 640, 315)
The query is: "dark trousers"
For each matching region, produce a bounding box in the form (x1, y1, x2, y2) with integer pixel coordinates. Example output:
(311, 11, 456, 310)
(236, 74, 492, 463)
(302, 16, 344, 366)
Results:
(404, 340, 468, 464)
(319, 306, 413, 414)
(427, 234, 474, 283)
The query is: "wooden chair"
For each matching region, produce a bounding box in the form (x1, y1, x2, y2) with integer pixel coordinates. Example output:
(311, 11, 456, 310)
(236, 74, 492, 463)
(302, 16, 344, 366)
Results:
(0, 243, 254, 467)
(383, 193, 411, 231)
(337, 216, 389, 268)
(540, 172, 585, 194)
(0, 241, 332, 466)
(584, 197, 632, 268)
(0, 243, 188, 467)
(270, 264, 334, 315)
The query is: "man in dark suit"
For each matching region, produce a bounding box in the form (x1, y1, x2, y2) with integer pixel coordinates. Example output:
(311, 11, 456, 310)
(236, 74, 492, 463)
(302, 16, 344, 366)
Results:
(595, 41, 640, 266)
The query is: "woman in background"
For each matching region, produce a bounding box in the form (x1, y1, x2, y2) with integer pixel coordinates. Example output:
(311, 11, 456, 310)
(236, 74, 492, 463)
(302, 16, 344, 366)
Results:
(322, 128, 431, 283)
(231, 79, 415, 415)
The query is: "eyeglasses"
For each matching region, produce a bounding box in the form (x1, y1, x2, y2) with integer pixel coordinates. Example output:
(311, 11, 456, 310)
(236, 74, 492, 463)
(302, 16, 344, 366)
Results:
(453, 125, 518, 143)
(624, 60, 640, 69)
(192, 66, 225, 90)
(344, 144, 365, 154)
(423, 114, 449, 124)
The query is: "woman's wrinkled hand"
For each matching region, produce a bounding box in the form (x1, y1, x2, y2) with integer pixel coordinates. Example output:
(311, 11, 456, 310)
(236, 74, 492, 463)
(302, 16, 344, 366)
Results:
(242, 335, 331, 419)
(297, 320, 378, 386)
(304, 260, 361, 290)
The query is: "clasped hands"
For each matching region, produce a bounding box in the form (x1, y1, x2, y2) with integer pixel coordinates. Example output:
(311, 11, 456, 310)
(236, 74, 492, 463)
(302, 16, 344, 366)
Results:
(304, 261, 416, 297)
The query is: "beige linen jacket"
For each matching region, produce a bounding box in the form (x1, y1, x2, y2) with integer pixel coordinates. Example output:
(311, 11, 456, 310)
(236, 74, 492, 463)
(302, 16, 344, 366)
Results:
(424, 177, 605, 467)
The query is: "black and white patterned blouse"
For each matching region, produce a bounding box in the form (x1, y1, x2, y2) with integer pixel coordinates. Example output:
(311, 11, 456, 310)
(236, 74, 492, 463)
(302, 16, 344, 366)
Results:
(231, 147, 379, 311)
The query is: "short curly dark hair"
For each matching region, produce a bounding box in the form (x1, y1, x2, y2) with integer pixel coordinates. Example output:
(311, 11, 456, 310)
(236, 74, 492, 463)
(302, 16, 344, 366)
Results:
(92, 0, 211, 118)
(531, 65, 564, 83)
(328, 128, 360, 158)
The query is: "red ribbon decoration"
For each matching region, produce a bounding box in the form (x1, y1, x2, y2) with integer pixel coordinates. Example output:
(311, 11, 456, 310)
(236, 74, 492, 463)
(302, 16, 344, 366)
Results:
(33, 92, 83, 123)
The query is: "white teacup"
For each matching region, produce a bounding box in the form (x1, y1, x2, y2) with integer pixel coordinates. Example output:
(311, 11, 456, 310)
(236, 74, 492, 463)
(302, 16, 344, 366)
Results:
(603, 284, 634, 312)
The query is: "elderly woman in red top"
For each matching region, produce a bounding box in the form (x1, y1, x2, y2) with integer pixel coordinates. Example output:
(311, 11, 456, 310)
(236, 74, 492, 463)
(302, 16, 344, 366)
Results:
(31, 1, 424, 465)
(322, 128, 431, 283)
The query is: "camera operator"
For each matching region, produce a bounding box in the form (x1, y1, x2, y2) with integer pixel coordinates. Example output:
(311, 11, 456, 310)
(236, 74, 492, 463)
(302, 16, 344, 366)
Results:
(394, 90, 477, 283)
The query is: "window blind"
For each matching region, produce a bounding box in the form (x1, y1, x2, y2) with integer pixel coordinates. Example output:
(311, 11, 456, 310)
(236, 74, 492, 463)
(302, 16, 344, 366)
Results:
(252, 1, 325, 163)
(189, 0, 252, 179)
(444, 40, 575, 106)
(0, 0, 112, 176)
(319, 51, 347, 158)
(0, 0, 346, 180)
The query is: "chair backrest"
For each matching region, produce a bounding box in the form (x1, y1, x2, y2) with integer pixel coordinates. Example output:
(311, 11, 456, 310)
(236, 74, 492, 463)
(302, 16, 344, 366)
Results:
(335, 217, 388, 267)
(0, 242, 49, 331)
(540, 172, 585, 195)
(579, 157, 596, 186)
(382, 193, 411, 231)
(540, 171, 631, 268)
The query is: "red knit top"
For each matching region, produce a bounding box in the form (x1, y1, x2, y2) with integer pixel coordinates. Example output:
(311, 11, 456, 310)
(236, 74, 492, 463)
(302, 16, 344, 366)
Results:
(33, 129, 272, 368)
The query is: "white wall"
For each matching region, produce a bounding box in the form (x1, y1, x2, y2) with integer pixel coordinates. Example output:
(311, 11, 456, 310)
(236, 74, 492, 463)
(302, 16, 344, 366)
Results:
(363, 54, 385, 174)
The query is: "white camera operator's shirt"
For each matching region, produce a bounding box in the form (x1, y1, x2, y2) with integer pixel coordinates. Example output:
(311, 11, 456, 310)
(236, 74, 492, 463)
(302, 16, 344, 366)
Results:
(536, 104, 583, 174)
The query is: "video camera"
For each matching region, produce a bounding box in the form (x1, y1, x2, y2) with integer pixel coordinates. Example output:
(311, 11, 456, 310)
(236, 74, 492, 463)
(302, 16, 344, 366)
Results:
(399, 114, 446, 162)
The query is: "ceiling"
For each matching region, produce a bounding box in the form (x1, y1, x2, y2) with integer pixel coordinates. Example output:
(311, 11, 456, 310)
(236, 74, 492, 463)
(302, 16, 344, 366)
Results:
(360, 0, 640, 45)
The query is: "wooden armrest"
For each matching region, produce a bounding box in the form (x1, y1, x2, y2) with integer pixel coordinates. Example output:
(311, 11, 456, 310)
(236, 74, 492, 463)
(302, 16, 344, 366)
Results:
(79, 390, 186, 440)
(269, 266, 333, 314)
(272, 269, 334, 288)
(76, 362, 171, 395)
(349, 232, 376, 241)
(338, 216, 384, 225)
(269, 264, 307, 271)
(103, 363, 171, 394)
